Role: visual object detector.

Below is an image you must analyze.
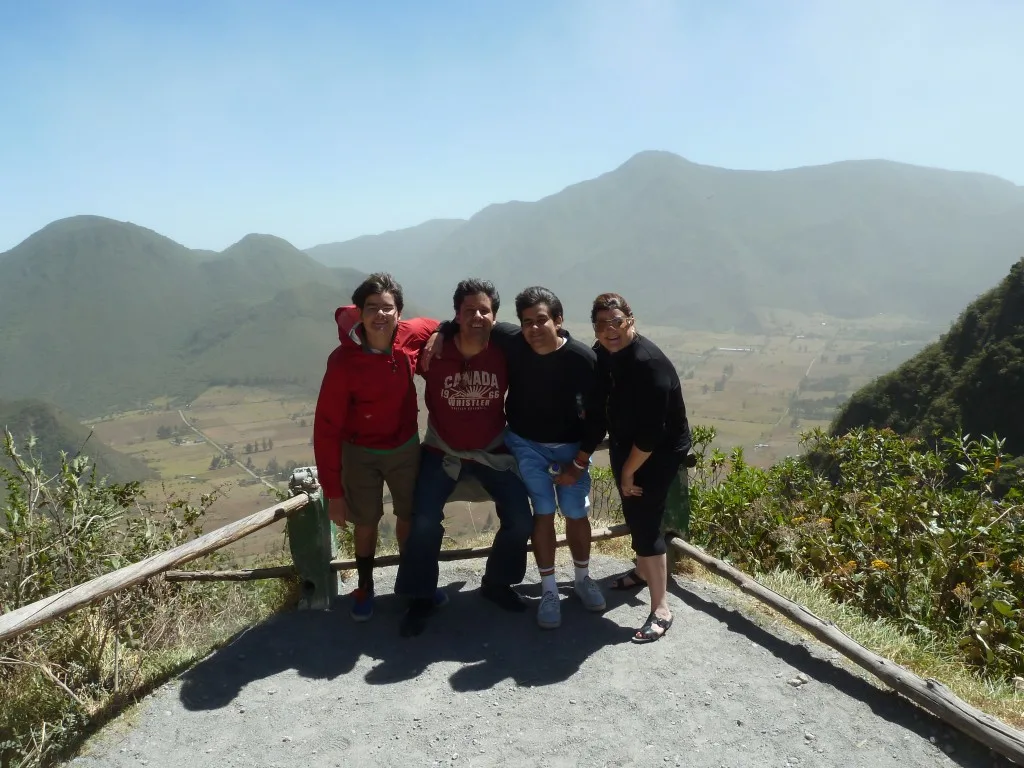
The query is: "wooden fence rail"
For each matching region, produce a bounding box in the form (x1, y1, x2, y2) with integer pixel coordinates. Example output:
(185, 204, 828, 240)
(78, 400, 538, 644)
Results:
(0, 493, 311, 644)
(666, 534, 1024, 767)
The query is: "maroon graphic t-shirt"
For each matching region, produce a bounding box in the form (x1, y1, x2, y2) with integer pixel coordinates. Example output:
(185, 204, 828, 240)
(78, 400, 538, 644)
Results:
(420, 337, 508, 452)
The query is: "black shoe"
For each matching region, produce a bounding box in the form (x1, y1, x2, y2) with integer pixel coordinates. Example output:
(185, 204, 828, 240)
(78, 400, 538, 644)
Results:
(399, 598, 434, 637)
(480, 579, 527, 613)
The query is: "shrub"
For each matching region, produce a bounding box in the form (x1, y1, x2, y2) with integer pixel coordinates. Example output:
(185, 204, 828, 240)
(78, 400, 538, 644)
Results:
(0, 431, 293, 766)
(687, 426, 1024, 678)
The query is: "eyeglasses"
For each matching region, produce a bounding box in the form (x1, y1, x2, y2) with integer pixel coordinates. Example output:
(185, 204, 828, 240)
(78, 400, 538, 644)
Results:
(593, 316, 631, 332)
(365, 305, 398, 316)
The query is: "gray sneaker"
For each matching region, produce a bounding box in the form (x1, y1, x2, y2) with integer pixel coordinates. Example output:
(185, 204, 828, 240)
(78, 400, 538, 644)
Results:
(537, 590, 561, 629)
(574, 575, 607, 612)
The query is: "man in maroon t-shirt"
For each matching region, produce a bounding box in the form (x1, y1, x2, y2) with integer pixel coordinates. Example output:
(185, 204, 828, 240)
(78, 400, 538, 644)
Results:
(395, 278, 533, 637)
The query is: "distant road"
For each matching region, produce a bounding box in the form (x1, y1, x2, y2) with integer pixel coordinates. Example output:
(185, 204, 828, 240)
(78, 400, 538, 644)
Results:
(769, 348, 821, 433)
(177, 410, 276, 491)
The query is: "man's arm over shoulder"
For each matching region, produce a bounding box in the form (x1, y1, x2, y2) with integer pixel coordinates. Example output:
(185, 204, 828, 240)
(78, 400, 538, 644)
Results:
(400, 316, 441, 349)
(489, 321, 522, 354)
(435, 318, 520, 343)
(312, 353, 350, 499)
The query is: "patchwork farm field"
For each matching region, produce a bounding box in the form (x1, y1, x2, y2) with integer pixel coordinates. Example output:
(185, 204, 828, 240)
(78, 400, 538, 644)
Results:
(86, 311, 938, 560)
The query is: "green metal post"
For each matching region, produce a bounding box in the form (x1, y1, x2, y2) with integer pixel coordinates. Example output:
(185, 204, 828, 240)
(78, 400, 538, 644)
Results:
(287, 467, 340, 610)
(663, 462, 691, 572)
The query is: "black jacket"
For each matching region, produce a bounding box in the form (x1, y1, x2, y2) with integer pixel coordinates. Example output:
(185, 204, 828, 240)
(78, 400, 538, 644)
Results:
(580, 333, 691, 456)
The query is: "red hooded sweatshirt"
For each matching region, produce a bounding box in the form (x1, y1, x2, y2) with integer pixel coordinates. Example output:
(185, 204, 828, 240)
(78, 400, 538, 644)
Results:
(313, 306, 439, 499)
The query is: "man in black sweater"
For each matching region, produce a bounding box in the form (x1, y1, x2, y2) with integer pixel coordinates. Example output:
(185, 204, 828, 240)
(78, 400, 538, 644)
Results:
(429, 286, 606, 629)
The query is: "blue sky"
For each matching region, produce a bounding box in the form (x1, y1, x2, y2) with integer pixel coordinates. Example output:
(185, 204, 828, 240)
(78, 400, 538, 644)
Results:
(1, 0, 1022, 253)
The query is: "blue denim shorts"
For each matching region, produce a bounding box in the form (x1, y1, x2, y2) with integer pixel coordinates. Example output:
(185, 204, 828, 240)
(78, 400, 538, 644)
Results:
(504, 430, 591, 519)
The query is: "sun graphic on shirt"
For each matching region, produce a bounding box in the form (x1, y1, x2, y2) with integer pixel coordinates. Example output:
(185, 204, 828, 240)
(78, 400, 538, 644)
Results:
(452, 382, 492, 400)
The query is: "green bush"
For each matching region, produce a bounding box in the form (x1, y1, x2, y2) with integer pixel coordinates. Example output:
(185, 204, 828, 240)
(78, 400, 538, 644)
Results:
(0, 431, 293, 767)
(687, 425, 1024, 678)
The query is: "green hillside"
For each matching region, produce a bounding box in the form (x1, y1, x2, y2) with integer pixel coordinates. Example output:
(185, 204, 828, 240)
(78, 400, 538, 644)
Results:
(0, 399, 156, 482)
(831, 258, 1024, 455)
(182, 281, 368, 389)
(0, 216, 367, 416)
(307, 152, 1024, 327)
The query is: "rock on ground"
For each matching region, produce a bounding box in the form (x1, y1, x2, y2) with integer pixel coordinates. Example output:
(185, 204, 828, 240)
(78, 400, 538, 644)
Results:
(70, 555, 1016, 767)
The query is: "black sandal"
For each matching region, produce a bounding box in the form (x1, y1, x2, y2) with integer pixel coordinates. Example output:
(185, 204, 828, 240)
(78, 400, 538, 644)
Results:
(609, 568, 647, 590)
(631, 612, 673, 643)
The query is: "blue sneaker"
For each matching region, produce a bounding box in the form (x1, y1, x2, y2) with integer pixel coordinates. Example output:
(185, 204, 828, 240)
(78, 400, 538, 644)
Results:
(433, 588, 450, 608)
(350, 587, 374, 622)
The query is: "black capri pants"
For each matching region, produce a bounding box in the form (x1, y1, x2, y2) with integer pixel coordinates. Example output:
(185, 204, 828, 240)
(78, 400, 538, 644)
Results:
(609, 444, 684, 557)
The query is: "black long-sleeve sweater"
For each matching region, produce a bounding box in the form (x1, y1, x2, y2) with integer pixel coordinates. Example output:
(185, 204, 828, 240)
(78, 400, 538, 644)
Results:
(579, 333, 691, 456)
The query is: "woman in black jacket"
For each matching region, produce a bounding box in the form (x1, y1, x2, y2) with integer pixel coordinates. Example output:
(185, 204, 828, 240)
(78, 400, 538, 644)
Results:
(572, 292, 692, 642)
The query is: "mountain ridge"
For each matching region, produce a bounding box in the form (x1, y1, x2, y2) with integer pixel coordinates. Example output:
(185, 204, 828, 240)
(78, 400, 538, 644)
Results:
(4, 151, 1024, 417)
(307, 151, 1024, 326)
(0, 217, 370, 416)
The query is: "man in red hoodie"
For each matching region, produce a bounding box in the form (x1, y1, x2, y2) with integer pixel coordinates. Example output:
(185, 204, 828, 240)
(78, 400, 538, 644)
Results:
(313, 272, 440, 621)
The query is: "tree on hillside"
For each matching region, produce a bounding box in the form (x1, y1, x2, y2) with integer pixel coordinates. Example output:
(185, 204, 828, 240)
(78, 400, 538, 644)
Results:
(832, 258, 1024, 456)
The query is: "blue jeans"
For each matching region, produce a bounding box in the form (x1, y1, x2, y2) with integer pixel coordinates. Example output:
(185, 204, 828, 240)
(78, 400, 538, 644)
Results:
(395, 447, 533, 600)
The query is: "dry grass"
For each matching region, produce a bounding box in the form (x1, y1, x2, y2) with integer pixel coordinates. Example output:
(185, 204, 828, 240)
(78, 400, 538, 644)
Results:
(3, 570, 297, 767)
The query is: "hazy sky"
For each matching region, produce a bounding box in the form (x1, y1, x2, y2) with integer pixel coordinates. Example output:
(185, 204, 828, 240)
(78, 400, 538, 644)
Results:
(2, 0, 1022, 253)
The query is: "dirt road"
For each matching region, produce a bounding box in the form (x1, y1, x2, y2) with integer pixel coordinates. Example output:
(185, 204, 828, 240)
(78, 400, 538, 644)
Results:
(178, 409, 276, 490)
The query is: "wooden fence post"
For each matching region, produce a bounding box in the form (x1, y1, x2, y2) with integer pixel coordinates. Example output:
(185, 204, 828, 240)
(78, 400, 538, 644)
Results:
(286, 467, 339, 610)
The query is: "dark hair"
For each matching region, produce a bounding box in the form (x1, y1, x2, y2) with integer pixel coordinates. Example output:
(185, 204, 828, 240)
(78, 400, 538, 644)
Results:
(352, 272, 404, 313)
(453, 278, 500, 314)
(590, 292, 633, 324)
(514, 286, 563, 322)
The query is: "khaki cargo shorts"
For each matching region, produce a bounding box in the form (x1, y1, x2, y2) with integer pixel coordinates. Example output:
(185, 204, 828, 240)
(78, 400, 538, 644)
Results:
(341, 439, 420, 526)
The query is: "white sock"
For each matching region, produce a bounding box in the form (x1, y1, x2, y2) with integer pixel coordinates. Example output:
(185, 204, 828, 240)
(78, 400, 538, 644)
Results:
(540, 572, 557, 595)
(574, 561, 589, 584)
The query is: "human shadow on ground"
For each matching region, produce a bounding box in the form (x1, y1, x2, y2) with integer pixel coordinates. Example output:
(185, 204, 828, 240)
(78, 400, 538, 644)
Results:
(178, 577, 631, 712)
(363, 578, 632, 691)
(667, 579, 1017, 768)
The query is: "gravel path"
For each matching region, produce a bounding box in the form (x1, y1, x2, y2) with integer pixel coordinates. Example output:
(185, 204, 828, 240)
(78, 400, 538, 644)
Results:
(70, 555, 1015, 767)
